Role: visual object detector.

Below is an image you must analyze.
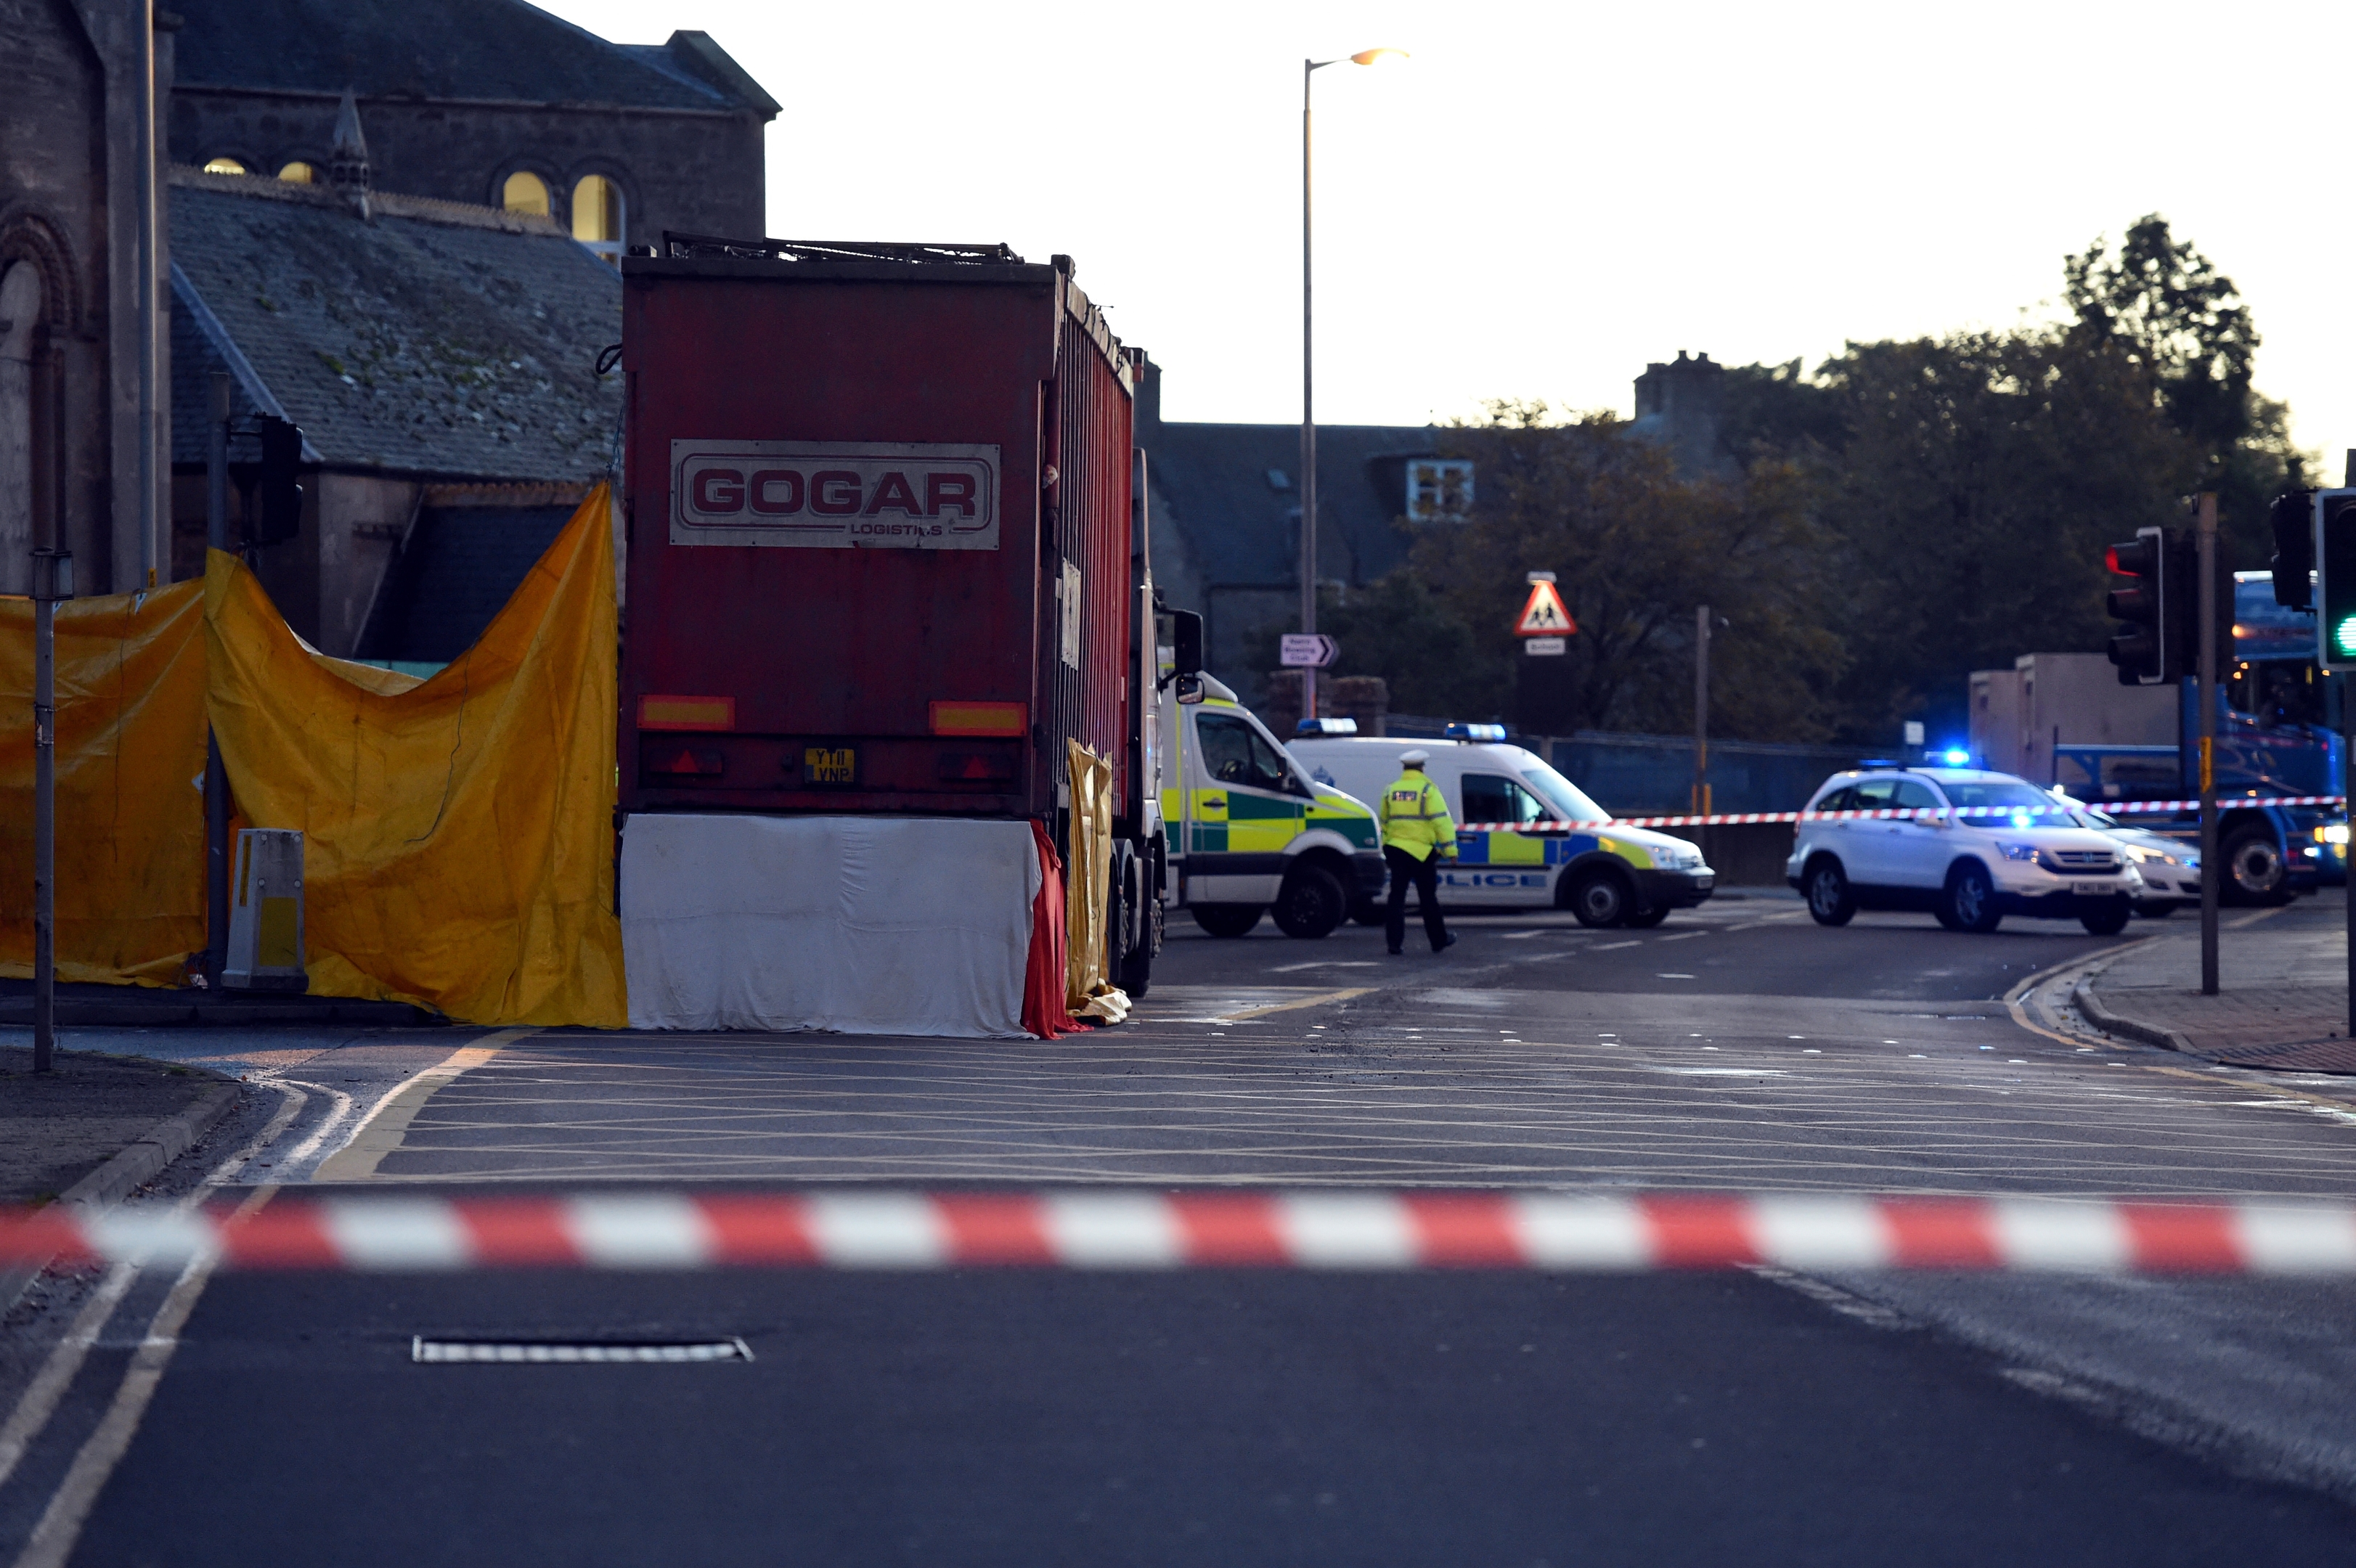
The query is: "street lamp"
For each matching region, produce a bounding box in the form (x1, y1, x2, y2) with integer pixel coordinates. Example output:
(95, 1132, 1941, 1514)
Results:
(1300, 46, 1406, 723)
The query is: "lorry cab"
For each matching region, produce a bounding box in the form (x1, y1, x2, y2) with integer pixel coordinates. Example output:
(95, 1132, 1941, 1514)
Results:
(1289, 729, 1715, 928)
(1155, 676, 1385, 939)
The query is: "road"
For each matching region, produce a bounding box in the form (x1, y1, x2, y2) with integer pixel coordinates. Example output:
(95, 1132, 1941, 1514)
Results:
(4, 891, 2355, 1563)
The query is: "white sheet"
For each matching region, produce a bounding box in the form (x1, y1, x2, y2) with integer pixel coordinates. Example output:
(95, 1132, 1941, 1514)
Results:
(621, 814, 1043, 1037)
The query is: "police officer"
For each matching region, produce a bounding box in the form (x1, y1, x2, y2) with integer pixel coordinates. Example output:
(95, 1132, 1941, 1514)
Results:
(1379, 748, 1459, 955)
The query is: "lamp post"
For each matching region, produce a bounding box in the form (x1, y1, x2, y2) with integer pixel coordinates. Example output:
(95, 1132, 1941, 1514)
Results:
(1300, 46, 1404, 723)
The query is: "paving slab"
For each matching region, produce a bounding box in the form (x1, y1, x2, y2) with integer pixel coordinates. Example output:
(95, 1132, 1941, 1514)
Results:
(0, 1047, 229, 1205)
(2079, 897, 2356, 1071)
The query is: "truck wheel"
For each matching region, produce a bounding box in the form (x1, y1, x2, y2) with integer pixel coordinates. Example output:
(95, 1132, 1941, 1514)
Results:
(1563, 866, 1633, 928)
(2221, 828, 2286, 904)
(1803, 858, 1856, 927)
(2079, 897, 2132, 936)
(1941, 862, 2002, 934)
(1191, 905, 1263, 939)
(1117, 936, 1154, 997)
(1272, 864, 1346, 939)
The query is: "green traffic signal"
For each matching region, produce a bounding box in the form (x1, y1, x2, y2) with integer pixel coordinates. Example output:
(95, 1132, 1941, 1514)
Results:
(2322, 491, 2356, 672)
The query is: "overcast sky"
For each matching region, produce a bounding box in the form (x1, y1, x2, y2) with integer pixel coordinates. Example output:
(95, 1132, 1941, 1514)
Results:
(540, 0, 2352, 465)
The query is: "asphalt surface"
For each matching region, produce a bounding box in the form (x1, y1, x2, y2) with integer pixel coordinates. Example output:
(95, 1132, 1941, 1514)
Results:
(4, 890, 2356, 1563)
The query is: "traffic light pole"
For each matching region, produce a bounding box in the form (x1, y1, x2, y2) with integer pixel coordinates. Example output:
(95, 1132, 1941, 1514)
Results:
(2197, 493, 2220, 997)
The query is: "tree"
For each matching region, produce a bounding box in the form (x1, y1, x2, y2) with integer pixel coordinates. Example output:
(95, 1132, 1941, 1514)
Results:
(1241, 570, 1502, 721)
(2064, 214, 2310, 560)
(1417, 404, 1847, 742)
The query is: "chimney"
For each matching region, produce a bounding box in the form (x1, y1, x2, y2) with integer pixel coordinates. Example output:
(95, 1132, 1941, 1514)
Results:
(328, 90, 371, 219)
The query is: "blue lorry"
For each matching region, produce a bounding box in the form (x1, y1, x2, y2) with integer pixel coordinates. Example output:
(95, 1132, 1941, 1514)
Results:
(2057, 571, 2347, 903)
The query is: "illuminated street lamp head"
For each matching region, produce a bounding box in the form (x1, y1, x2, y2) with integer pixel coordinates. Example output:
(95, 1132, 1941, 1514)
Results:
(1350, 48, 1409, 65)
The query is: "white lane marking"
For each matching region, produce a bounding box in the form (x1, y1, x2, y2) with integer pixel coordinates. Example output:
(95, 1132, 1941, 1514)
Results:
(0, 1082, 310, 1518)
(1269, 961, 1380, 972)
(1654, 931, 1708, 943)
(12, 1183, 278, 1568)
(1594, 941, 1641, 951)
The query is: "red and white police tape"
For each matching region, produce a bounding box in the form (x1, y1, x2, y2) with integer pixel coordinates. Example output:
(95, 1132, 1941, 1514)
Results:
(1456, 794, 2348, 833)
(15, 1191, 2356, 1274)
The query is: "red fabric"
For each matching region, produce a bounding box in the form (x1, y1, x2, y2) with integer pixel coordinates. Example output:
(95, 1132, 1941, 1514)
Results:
(1021, 820, 1077, 1039)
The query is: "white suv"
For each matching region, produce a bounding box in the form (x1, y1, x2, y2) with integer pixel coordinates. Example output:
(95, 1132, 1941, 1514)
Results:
(1785, 767, 2138, 935)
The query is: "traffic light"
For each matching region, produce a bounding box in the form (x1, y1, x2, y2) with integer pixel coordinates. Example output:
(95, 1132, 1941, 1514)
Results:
(2105, 526, 2174, 685)
(2270, 489, 2315, 610)
(251, 416, 303, 546)
(2316, 489, 2356, 671)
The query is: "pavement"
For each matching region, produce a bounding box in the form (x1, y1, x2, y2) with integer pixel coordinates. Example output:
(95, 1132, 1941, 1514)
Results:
(0, 1048, 226, 1206)
(2078, 895, 2356, 1071)
(0, 894, 2352, 1561)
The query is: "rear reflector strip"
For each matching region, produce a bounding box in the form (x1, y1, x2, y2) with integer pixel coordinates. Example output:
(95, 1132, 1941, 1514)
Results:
(638, 695, 736, 732)
(930, 701, 1027, 738)
(645, 746, 724, 777)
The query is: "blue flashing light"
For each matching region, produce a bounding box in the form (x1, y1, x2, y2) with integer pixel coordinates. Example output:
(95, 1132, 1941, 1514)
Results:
(1445, 722, 1508, 742)
(1941, 748, 1972, 766)
(1296, 716, 1358, 737)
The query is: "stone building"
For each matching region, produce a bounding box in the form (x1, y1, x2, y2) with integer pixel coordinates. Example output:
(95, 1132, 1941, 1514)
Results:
(1, 0, 767, 606)
(168, 160, 624, 658)
(166, 0, 775, 256)
(0, 0, 174, 596)
(1629, 349, 1733, 478)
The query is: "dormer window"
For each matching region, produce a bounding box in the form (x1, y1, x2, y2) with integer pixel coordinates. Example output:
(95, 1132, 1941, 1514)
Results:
(502, 171, 550, 217)
(571, 174, 624, 264)
(202, 157, 247, 176)
(278, 161, 317, 184)
(1405, 459, 1475, 523)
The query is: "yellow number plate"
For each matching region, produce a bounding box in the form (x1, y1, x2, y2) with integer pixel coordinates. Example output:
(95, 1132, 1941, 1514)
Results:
(804, 746, 857, 786)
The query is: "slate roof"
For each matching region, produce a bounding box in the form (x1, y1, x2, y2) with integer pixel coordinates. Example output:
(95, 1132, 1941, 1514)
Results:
(170, 169, 624, 482)
(1144, 417, 1440, 595)
(171, 0, 764, 113)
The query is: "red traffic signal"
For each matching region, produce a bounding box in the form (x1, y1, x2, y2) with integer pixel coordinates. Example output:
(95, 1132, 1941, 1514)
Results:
(2104, 527, 2170, 686)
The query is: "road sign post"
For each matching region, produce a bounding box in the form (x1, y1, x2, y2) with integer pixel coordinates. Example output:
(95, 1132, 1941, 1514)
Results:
(1279, 633, 1339, 669)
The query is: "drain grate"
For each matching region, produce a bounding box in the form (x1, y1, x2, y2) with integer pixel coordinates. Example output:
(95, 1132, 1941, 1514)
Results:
(412, 1336, 753, 1365)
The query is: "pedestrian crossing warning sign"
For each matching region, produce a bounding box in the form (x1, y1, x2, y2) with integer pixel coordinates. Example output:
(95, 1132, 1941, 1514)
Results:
(1515, 580, 1577, 637)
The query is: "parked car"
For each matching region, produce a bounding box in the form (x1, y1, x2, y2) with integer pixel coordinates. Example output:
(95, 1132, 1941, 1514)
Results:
(1786, 767, 2137, 935)
(2048, 795, 2200, 918)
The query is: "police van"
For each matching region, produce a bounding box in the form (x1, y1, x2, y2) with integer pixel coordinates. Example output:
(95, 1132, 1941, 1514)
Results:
(1156, 677, 1386, 939)
(1288, 726, 1715, 928)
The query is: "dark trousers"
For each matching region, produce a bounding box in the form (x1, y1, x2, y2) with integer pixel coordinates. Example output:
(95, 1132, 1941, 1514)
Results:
(1384, 846, 1449, 952)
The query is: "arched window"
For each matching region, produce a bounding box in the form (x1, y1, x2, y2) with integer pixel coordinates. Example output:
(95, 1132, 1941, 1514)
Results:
(277, 161, 317, 184)
(570, 173, 624, 264)
(202, 157, 247, 176)
(502, 171, 550, 217)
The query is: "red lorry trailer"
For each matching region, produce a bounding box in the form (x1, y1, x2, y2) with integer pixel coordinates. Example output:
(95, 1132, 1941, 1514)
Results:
(615, 236, 1165, 1035)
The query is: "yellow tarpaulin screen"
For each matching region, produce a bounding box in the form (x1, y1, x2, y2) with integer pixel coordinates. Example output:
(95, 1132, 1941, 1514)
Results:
(0, 581, 208, 986)
(206, 486, 626, 1026)
(0, 484, 624, 1026)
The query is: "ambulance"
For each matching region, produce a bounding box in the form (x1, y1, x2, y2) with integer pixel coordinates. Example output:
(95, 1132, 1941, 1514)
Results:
(1288, 726, 1715, 928)
(1157, 675, 1386, 939)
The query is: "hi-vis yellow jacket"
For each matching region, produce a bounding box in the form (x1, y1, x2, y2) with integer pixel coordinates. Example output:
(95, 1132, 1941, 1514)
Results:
(1379, 770, 1457, 861)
